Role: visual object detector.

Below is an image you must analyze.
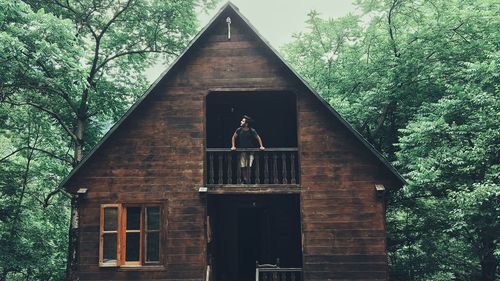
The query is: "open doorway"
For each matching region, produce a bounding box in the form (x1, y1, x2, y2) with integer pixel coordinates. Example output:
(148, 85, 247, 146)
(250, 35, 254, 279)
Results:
(206, 91, 297, 148)
(207, 194, 302, 281)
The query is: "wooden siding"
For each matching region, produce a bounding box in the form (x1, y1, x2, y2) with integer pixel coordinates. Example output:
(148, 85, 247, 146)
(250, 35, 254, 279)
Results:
(66, 6, 398, 281)
(298, 92, 394, 281)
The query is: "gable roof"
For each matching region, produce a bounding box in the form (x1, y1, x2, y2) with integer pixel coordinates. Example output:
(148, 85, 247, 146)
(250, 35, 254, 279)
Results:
(61, 2, 405, 190)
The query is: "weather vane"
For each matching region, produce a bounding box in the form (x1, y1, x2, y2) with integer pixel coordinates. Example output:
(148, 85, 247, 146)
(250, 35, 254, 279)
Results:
(226, 17, 231, 40)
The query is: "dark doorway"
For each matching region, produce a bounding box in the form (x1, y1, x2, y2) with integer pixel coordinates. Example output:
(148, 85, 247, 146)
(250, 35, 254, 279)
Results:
(207, 195, 302, 281)
(238, 208, 262, 281)
(206, 91, 297, 148)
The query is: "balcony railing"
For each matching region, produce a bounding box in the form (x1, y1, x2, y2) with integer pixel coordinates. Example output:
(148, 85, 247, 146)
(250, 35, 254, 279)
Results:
(255, 261, 302, 281)
(256, 267, 302, 281)
(206, 148, 299, 185)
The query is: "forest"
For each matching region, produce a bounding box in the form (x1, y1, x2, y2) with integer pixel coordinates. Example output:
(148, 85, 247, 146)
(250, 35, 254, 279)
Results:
(0, 0, 498, 280)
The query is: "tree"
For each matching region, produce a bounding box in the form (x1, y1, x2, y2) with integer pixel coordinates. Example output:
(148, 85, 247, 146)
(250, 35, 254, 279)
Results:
(282, 0, 499, 279)
(283, 0, 498, 160)
(1, 2, 81, 279)
(1, 0, 217, 279)
(395, 55, 499, 280)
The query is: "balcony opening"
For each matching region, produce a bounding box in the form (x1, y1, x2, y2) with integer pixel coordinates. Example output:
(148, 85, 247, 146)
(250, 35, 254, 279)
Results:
(206, 91, 299, 185)
(207, 194, 303, 281)
(206, 91, 297, 148)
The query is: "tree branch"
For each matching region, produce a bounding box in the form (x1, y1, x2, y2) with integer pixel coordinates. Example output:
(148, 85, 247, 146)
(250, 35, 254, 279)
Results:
(43, 186, 72, 208)
(388, 0, 401, 58)
(84, 0, 134, 112)
(95, 48, 177, 73)
(0, 146, 73, 164)
(5, 99, 79, 142)
(89, 0, 134, 78)
(0, 147, 25, 162)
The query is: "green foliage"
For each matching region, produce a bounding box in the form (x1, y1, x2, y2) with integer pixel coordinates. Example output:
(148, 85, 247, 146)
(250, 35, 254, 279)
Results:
(0, 109, 70, 281)
(283, 0, 499, 279)
(393, 57, 499, 280)
(0, 0, 217, 279)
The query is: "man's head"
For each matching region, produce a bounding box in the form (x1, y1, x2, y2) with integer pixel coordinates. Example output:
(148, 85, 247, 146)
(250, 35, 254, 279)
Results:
(240, 115, 253, 128)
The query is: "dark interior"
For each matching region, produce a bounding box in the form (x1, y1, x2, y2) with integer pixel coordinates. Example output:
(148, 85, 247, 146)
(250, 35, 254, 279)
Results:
(206, 92, 298, 148)
(207, 194, 302, 281)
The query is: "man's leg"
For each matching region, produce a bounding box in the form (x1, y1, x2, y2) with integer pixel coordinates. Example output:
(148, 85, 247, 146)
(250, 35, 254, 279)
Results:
(239, 152, 248, 183)
(247, 153, 255, 184)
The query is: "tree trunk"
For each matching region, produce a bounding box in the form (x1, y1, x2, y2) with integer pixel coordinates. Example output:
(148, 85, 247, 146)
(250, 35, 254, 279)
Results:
(66, 196, 80, 281)
(66, 116, 85, 280)
(480, 248, 498, 281)
(74, 117, 85, 163)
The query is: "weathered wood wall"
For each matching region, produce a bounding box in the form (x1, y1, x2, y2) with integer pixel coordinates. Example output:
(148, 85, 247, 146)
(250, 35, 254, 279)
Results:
(67, 7, 398, 281)
(298, 91, 397, 280)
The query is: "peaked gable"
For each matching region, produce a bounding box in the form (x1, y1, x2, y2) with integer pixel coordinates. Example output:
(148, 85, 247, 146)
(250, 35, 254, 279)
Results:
(61, 2, 404, 190)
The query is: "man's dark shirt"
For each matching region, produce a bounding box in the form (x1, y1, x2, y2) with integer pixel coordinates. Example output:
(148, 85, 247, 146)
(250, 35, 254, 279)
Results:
(235, 127, 257, 148)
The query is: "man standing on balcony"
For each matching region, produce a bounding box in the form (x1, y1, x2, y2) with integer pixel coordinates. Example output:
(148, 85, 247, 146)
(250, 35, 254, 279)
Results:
(231, 115, 265, 183)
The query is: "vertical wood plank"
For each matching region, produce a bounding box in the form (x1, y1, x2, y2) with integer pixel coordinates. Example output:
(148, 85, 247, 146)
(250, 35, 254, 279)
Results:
(255, 153, 260, 184)
(209, 152, 214, 184)
(290, 153, 296, 184)
(273, 152, 279, 184)
(281, 152, 288, 184)
(227, 152, 232, 184)
(264, 153, 270, 184)
(236, 152, 242, 184)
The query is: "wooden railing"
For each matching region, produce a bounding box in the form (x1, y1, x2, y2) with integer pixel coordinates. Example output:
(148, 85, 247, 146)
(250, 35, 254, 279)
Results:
(206, 148, 299, 185)
(256, 268, 302, 281)
(255, 263, 302, 281)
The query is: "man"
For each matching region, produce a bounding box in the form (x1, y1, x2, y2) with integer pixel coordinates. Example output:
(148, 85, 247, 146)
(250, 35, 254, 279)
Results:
(231, 115, 265, 183)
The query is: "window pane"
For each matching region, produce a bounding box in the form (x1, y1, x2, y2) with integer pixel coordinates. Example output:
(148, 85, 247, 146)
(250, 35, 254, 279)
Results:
(146, 232, 160, 262)
(125, 233, 140, 261)
(126, 207, 141, 230)
(103, 233, 117, 262)
(147, 207, 160, 231)
(103, 208, 118, 231)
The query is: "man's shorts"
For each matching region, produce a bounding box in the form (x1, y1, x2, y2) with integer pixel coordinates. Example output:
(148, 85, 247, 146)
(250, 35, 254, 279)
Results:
(239, 152, 254, 167)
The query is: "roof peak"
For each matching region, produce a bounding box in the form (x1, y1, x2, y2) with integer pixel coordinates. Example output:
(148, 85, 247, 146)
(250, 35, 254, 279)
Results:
(59, 1, 405, 190)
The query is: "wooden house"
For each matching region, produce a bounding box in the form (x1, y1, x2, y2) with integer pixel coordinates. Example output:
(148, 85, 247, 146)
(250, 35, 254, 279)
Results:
(62, 3, 404, 281)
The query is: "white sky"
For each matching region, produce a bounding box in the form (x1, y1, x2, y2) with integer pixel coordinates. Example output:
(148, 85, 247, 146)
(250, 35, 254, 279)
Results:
(202, 0, 357, 48)
(146, 0, 357, 82)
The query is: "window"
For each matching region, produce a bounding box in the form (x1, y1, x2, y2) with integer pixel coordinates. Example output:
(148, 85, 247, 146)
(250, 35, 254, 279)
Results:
(99, 204, 162, 267)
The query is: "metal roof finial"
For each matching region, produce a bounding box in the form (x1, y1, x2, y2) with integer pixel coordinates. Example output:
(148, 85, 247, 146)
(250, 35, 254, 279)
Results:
(226, 17, 231, 40)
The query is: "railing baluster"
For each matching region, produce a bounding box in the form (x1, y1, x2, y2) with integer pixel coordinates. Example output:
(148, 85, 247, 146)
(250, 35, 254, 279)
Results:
(209, 152, 214, 184)
(281, 152, 288, 184)
(255, 153, 260, 184)
(218, 152, 223, 184)
(290, 152, 296, 184)
(291, 272, 296, 281)
(227, 151, 232, 184)
(236, 151, 242, 184)
(264, 153, 269, 184)
(273, 152, 279, 184)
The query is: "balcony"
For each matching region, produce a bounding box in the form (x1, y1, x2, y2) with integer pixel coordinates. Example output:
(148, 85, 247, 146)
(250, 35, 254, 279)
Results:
(206, 148, 299, 187)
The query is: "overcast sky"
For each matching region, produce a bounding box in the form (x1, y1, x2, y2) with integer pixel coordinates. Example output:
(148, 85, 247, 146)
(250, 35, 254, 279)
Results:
(146, 0, 357, 81)
(202, 0, 357, 48)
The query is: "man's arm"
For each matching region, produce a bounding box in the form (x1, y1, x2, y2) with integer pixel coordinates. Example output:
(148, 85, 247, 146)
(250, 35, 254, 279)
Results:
(231, 133, 237, 150)
(256, 134, 265, 150)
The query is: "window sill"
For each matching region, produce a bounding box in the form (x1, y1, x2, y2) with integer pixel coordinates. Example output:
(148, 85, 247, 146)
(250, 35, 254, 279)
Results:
(117, 265, 166, 272)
